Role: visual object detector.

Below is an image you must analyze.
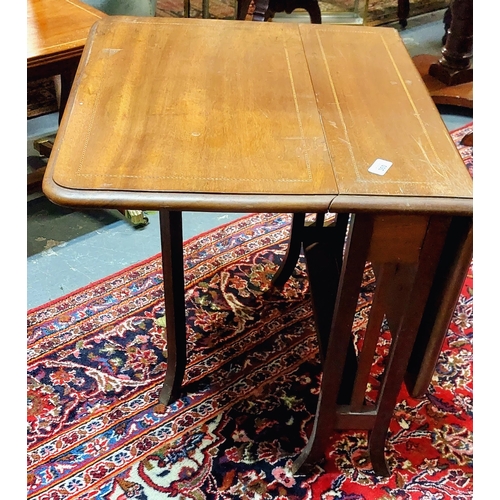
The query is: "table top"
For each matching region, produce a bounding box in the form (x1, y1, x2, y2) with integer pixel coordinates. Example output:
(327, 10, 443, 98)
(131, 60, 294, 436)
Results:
(43, 17, 473, 215)
(28, 0, 104, 71)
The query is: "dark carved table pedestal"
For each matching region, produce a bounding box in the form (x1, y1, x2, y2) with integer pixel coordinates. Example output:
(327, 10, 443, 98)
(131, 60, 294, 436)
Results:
(412, 0, 472, 111)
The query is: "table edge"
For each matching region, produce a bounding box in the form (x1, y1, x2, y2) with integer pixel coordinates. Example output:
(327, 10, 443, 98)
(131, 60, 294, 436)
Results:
(42, 175, 473, 216)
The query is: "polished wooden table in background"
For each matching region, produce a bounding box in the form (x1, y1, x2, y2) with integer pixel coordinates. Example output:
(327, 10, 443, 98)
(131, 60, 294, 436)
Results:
(28, 0, 105, 191)
(43, 17, 473, 476)
(28, 0, 105, 117)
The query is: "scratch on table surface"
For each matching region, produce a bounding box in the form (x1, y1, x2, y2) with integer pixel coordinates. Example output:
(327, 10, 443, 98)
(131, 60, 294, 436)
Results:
(412, 135, 446, 179)
(337, 137, 352, 146)
(102, 48, 122, 56)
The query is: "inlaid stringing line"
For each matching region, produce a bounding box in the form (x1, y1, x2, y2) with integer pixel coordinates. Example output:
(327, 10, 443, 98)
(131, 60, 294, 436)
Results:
(77, 31, 115, 176)
(76, 24, 313, 183)
(29, 0, 102, 54)
(67, 0, 104, 17)
(29, 40, 88, 54)
(315, 29, 359, 177)
(283, 40, 312, 182)
(315, 28, 446, 185)
(379, 34, 446, 178)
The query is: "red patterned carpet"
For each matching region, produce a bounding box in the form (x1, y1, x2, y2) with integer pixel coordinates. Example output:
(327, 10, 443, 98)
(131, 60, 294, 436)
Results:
(27, 123, 472, 499)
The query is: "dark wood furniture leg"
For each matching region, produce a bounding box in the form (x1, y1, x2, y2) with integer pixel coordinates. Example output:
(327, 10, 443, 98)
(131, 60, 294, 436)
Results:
(271, 211, 352, 375)
(397, 0, 410, 28)
(412, 0, 473, 108)
(236, 0, 252, 19)
(272, 213, 348, 290)
(303, 213, 358, 405)
(251, 0, 322, 23)
(405, 216, 473, 397)
(301, 213, 349, 358)
(158, 209, 188, 406)
(367, 216, 449, 472)
(292, 213, 374, 475)
(293, 214, 451, 476)
(429, 0, 473, 85)
(442, 7, 452, 44)
(59, 68, 78, 123)
(272, 213, 307, 288)
(272, 212, 356, 402)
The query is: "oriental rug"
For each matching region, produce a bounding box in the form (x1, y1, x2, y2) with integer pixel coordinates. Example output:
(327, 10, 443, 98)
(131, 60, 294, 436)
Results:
(28, 123, 472, 499)
(27, 78, 59, 119)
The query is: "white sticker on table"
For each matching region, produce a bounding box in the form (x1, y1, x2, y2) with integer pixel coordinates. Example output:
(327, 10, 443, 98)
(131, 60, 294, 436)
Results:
(368, 159, 393, 176)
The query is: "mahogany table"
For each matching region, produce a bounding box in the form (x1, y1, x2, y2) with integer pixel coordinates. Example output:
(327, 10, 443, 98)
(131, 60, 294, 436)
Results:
(42, 17, 473, 476)
(27, 0, 105, 192)
(27, 0, 148, 225)
(27, 0, 105, 120)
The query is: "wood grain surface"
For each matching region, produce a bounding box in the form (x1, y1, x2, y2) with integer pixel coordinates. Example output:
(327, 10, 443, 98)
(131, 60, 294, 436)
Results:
(44, 17, 472, 214)
(28, 0, 104, 70)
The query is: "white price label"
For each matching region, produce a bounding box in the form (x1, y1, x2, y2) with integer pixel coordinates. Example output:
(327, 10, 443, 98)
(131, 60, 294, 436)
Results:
(368, 158, 393, 176)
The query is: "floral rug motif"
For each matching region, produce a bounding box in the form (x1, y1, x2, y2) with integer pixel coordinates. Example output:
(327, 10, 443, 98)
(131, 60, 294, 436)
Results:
(28, 123, 472, 499)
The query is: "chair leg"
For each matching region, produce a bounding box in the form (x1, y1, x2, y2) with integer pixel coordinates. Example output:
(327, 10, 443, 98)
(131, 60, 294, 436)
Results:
(397, 0, 410, 28)
(236, 0, 252, 19)
(263, 0, 322, 23)
(304, 0, 321, 23)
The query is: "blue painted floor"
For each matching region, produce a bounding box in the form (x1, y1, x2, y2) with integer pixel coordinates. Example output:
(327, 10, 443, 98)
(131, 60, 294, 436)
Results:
(27, 12, 473, 310)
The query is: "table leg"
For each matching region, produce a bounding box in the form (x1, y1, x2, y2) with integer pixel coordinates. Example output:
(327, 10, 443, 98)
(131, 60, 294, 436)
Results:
(294, 214, 451, 476)
(272, 212, 348, 292)
(59, 68, 77, 124)
(272, 212, 354, 390)
(303, 213, 357, 402)
(406, 216, 473, 398)
(368, 217, 450, 474)
(272, 212, 306, 289)
(158, 209, 187, 406)
(429, 0, 473, 86)
(302, 214, 349, 359)
(292, 213, 374, 474)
